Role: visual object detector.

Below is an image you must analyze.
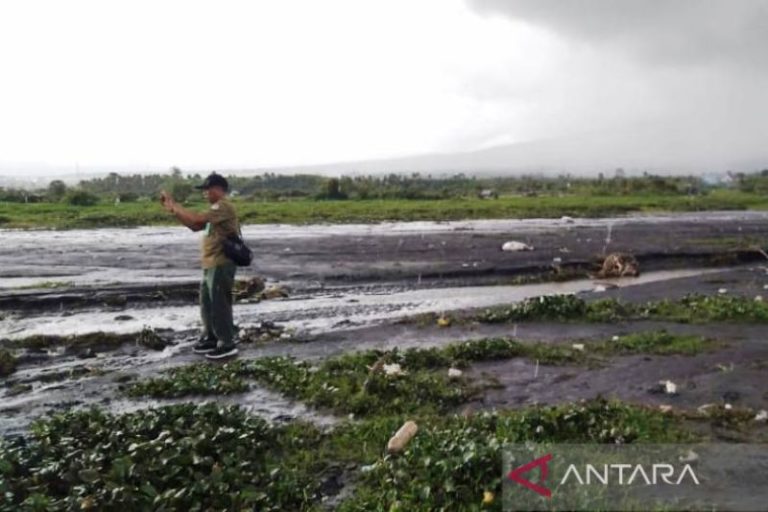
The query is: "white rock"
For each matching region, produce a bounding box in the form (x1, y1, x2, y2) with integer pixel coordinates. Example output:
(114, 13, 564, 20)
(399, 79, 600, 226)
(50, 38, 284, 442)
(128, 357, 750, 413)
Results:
(660, 380, 678, 395)
(718, 288, 728, 294)
(502, 241, 534, 252)
(383, 363, 404, 377)
(755, 410, 768, 422)
(448, 368, 463, 379)
(572, 343, 585, 351)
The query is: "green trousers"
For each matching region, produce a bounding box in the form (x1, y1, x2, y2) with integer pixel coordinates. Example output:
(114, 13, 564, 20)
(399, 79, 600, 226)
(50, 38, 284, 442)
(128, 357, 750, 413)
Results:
(200, 263, 236, 346)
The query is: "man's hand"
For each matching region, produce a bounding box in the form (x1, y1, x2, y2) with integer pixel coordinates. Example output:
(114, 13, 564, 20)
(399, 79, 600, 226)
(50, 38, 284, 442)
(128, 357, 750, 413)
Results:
(160, 190, 176, 213)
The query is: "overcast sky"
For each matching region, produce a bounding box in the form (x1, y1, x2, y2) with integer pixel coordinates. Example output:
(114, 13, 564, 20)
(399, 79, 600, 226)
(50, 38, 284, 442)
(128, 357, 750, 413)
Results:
(1, 0, 766, 176)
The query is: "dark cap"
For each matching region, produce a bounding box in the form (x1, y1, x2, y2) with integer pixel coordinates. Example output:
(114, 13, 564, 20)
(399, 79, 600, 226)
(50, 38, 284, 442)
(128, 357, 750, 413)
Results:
(195, 172, 229, 191)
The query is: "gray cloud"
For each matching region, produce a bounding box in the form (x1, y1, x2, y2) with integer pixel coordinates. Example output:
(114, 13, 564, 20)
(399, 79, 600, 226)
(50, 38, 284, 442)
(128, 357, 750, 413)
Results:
(467, 0, 768, 68)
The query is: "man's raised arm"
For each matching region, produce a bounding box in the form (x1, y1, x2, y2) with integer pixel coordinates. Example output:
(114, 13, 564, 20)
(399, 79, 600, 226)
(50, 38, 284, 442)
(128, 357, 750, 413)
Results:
(160, 190, 208, 231)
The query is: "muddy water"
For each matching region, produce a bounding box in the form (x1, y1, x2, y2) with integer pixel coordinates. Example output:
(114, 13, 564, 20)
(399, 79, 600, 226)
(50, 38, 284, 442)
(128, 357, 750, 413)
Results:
(0, 268, 724, 339)
(2, 211, 767, 288)
(2, 214, 768, 436)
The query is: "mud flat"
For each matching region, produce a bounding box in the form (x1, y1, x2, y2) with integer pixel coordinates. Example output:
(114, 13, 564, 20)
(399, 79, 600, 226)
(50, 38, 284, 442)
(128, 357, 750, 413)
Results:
(2, 213, 767, 510)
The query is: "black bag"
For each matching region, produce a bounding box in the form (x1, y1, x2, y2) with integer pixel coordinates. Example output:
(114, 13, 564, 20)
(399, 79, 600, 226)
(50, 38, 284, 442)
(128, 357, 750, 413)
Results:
(223, 231, 253, 267)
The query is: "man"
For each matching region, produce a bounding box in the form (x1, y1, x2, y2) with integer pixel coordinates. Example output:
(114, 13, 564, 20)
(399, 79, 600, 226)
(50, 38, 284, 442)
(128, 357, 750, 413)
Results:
(160, 172, 239, 359)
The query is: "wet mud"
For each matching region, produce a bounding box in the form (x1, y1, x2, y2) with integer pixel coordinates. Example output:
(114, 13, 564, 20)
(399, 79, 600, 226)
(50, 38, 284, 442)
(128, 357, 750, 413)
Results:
(2, 212, 768, 436)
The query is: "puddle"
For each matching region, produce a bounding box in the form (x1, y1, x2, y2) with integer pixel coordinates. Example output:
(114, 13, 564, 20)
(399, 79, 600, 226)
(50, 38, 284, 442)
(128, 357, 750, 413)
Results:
(0, 267, 726, 339)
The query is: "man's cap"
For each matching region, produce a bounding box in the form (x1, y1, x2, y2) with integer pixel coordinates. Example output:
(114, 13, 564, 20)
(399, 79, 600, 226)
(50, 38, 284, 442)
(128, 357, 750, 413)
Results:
(195, 172, 229, 191)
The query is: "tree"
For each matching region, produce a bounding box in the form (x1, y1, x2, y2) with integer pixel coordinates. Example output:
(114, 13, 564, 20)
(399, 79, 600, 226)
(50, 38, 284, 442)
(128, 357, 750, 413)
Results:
(47, 180, 68, 201)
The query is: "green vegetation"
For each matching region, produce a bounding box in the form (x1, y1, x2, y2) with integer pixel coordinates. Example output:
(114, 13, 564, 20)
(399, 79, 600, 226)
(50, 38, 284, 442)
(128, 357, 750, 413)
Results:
(341, 400, 694, 511)
(4, 331, 144, 352)
(468, 293, 768, 325)
(126, 331, 716, 413)
(1, 188, 767, 229)
(0, 349, 16, 378)
(0, 399, 699, 511)
(593, 330, 718, 356)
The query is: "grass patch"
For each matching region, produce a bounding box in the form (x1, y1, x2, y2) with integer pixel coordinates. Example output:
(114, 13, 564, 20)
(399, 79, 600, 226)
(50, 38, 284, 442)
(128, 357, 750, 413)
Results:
(4, 331, 147, 352)
(468, 293, 768, 325)
(126, 332, 714, 415)
(2, 190, 767, 229)
(125, 339, 591, 415)
(0, 349, 17, 378)
(0, 399, 697, 511)
(593, 330, 718, 356)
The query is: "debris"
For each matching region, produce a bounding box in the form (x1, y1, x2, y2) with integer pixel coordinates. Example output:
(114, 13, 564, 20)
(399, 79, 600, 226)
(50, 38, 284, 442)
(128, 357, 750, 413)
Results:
(652, 379, 678, 395)
(679, 449, 699, 463)
(697, 403, 717, 414)
(482, 491, 495, 506)
(552, 257, 562, 264)
(594, 285, 607, 293)
(437, 316, 451, 328)
(261, 286, 289, 300)
(756, 295, 764, 302)
(594, 253, 639, 278)
(658, 405, 673, 413)
(501, 241, 534, 252)
(560, 216, 575, 224)
(611, 335, 620, 342)
(724, 403, 732, 410)
(382, 363, 404, 377)
(572, 343, 585, 351)
(234, 276, 266, 300)
(718, 288, 728, 295)
(114, 315, 135, 322)
(448, 368, 463, 379)
(387, 420, 418, 454)
(755, 410, 768, 422)
(138, 327, 168, 351)
(238, 321, 286, 343)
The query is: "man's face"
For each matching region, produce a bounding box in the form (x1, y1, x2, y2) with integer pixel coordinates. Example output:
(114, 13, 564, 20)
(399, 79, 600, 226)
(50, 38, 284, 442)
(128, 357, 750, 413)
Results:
(203, 186, 225, 203)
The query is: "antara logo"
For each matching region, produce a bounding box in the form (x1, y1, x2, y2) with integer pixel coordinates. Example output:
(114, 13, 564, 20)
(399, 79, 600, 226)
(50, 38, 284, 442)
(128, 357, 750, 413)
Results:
(508, 454, 700, 498)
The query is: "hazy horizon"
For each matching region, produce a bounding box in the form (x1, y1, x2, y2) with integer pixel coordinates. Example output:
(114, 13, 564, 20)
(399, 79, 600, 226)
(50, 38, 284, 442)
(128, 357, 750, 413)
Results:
(1, 0, 767, 178)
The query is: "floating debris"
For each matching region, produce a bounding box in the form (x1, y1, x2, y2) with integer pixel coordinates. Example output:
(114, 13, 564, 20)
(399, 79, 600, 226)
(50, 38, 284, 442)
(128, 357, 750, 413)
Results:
(448, 368, 463, 379)
(755, 410, 768, 422)
(611, 335, 620, 342)
(595, 253, 639, 278)
(658, 405, 673, 413)
(387, 420, 418, 454)
(501, 241, 534, 252)
(718, 288, 728, 295)
(572, 343, 585, 351)
(560, 216, 575, 224)
(437, 316, 451, 328)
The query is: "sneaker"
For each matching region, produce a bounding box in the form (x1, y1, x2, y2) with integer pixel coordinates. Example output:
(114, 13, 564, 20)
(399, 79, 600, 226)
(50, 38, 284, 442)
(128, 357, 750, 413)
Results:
(192, 339, 218, 354)
(205, 345, 239, 360)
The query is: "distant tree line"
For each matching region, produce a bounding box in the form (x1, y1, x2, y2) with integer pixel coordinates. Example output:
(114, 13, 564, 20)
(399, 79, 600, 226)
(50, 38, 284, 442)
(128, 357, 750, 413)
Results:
(1, 168, 766, 204)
